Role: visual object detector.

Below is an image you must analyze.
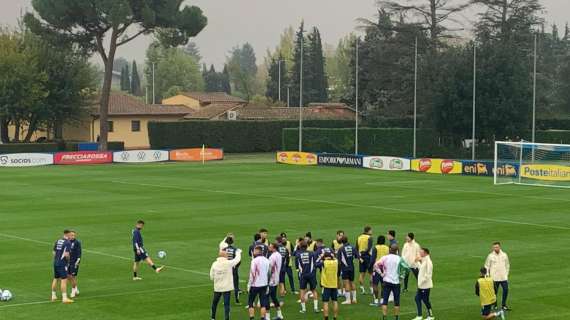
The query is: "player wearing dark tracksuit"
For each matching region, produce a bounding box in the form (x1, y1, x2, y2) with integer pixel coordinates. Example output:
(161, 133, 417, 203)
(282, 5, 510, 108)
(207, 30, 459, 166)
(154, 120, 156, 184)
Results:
(68, 231, 82, 298)
(132, 220, 164, 280)
(295, 241, 319, 313)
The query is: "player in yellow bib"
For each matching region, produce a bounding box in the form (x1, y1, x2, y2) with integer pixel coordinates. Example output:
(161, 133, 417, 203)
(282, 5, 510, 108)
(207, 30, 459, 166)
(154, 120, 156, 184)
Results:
(318, 251, 340, 320)
(476, 267, 505, 319)
(370, 235, 390, 306)
(356, 226, 374, 296)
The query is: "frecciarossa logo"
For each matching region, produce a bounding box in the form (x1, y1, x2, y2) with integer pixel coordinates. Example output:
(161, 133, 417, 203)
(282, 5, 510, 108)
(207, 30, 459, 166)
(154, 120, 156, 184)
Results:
(54, 151, 112, 165)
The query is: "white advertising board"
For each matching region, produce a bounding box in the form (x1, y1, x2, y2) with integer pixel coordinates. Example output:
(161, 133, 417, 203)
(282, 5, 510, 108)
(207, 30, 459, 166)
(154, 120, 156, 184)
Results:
(363, 156, 410, 171)
(113, 150, 169, 163)
(0, 153, 54, 167)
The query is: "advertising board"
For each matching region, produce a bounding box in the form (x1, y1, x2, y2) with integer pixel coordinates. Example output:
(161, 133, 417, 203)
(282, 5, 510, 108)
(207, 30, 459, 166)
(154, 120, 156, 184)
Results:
(54, 151, 112, 165)
(113, 150, 169, 163)
(0, 153, 54, 167)
(520, 164, 570, 181)
(317, 154, 363, 168)
(411, 158, 462, 174)
(169, 148, 224, 162)
(276, 151, 318, 165)
(363, 156, 410, 171)
(462, 161, 519, 177)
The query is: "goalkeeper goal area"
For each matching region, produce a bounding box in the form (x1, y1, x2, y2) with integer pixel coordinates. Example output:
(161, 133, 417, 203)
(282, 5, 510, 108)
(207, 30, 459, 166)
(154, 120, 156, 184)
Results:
(494, 141, 570, 188)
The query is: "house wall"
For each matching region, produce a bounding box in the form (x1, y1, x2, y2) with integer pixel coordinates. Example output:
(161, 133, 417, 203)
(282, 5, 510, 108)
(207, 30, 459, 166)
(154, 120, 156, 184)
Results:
(92, 115, 183, 149)
(161, 95, 201, 110)
(7, 118, 91, 142)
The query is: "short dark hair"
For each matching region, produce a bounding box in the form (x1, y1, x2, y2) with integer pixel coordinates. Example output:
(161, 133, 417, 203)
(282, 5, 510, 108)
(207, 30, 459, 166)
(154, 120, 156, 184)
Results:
(364, 226, 372, 233)
(63, 229, 71, 234)
(254, 233, 261, 241)
(253, 246, 262, 256)
(388, 230, 396, 238)
(480, 267, 488, 275)
(305, 232, 312, 238)
(270, 242, 279, 249)
(422, 247, 430, 255)
(299, 240, 308, 250)
(275, 236, 283, 243)
(337, 230, 344, 235)
(389, 244, 399, 254)
(316, 238, 323, 244)
(341, 236, 348, 244)
(280, 232, 287, 238)
(377, 235, 386, 245)
(136, 220, 145, 225)
(408, 232, 415, 240)
(259, 228, 268, 233)
(492, 241, 501, 246)
(225, 237, 234, 245)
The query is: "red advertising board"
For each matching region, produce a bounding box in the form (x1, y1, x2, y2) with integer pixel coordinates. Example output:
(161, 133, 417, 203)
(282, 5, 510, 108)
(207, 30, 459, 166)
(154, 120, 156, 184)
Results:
(54, 151, 113, 165)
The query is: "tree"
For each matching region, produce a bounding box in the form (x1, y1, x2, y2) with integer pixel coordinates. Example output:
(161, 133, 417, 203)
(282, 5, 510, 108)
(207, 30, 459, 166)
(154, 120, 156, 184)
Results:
(120, 64, 130, 92)
(327, 34, 357, 102)
(113, 57, 129, 73)
(204, 64, 222, 92)
(25, 0, 207, 150)
(130, 61, 142, 96)
(144, 42, 204, 101)
(221, 65, 232, 94)
(289, 22, 308, 107)
(266, 54, 289, 103)
(183, 41, 201, 62)
(228, 43, 258, 101)
(305, 27, 328, 104)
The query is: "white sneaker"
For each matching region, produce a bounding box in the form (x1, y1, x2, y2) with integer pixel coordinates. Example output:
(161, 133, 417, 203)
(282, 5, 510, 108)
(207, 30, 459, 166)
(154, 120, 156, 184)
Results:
(70, 291, 76, 298)
(341, 300, 352, 305)
(411, 317, 423, 320)
(426, 317, 436, 320)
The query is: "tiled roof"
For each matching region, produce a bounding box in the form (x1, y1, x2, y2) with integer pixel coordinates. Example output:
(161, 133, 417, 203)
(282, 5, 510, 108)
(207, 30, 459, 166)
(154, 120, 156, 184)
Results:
(184, 104, 242, 119)
(93, 93, 192, 116)
(235, 104, 357, 121)
(180, 92, 246, 104)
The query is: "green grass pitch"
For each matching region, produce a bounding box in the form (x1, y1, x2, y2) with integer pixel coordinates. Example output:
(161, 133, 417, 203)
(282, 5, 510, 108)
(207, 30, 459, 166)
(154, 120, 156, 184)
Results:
(1, 154, 569, 319)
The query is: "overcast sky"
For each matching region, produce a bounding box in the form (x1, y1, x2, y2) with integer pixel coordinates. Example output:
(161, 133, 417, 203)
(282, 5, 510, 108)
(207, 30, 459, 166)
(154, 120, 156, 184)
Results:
(1, 0, 568, 69)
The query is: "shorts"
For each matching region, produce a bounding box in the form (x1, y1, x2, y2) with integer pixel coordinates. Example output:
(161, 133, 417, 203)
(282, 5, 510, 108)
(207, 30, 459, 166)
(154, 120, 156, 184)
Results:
(134, 248, 148, 262)
(53, 265, 68, 279)
(481, 304, 493, 316)
(381, 282, 401, 306)
(359, 255, 371, 273)
(248, 286, 269, 308)
(299, 274, 317, 291)
(372, 272, 383, 286)
(279, 270, 286, 284)
(68, 263, 80, 277)
(322, 288, 338, 302)
(341, 269, 355, 282)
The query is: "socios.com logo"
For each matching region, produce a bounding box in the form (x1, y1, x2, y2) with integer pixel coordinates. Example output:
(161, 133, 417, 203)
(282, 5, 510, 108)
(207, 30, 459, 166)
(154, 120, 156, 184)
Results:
(0, 156, 7, 165)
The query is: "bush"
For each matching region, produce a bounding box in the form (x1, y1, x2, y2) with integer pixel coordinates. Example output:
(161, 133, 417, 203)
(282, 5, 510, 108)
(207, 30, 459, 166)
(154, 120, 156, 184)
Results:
(148, 120, 355, 153)
(0, 142, 61, 154)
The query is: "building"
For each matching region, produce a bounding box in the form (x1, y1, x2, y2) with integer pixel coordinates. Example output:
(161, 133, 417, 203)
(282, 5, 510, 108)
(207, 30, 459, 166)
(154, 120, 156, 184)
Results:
(161, 92, 246, 110)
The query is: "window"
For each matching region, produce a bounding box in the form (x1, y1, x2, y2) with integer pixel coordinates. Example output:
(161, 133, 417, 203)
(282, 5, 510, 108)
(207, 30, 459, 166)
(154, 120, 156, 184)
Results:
(131, 120, 141, 132)
(108, 121, 114, 132)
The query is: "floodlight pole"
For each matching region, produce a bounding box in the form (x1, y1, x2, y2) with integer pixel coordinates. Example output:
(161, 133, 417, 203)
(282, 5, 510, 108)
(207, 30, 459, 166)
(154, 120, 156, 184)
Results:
(472, 43, 477, 161)
(355, 38, 359, 155)
(413, 37, 418, 158)
(152, 62, 156, 104)
(299, 36, 304, 152)
(287, 86, 290, 108)
(278, 60, 282, 102)
(532, 33, 538, 162)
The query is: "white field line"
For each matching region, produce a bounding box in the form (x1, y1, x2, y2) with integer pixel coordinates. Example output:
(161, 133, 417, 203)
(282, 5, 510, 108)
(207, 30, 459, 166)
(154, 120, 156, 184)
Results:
(0, 283, 210, 309)
(112, 180, 570, 231)
(0, 232, 209, 276)
(365, 181, 570, 203)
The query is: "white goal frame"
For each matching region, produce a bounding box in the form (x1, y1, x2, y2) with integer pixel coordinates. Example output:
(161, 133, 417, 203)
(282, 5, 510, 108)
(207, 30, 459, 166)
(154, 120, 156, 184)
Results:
(494, 140, 570, 189)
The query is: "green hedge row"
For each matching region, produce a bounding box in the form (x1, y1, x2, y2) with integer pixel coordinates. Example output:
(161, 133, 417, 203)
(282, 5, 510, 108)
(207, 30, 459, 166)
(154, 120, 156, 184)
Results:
(148, 120, 355, 153)
(282, 128, 570, 159)
(0, 141, 124, 154)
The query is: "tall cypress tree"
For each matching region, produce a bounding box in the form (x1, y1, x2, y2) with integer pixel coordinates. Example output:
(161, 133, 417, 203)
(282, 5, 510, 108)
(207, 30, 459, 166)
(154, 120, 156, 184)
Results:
(130, 61, 142, 96)
(221, 64, 232, 94)
(289, 22, 307, 107)
(306, 27, 328, 104)
(266, 54, 288, 103)
(120, 64, 131, 92)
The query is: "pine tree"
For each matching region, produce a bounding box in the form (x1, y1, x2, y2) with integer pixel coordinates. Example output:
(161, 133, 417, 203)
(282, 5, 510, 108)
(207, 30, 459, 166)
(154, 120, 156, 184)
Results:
(120, 65, 131, 92)
(204, 64, 219, 92)
(266, 54, 289, 103)
(306, 27, 328, 104)
(221, 64, 232, 94)
(289, 22, 308, 107)
(130, 61, 142, 96)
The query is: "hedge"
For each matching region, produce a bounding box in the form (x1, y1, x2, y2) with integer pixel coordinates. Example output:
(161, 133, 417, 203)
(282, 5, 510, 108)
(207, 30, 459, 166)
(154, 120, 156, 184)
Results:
(282, 128, 570, 159)
(0, 141, 124, 154)
(147, 120, 355, 153)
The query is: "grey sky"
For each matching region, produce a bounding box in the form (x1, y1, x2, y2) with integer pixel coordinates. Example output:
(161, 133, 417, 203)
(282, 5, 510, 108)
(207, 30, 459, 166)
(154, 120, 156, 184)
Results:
(1, 0, 568, 69)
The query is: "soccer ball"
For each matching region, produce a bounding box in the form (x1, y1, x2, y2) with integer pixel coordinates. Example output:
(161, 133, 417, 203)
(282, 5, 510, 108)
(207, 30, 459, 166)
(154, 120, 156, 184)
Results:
(1, 290, 13, 301)
(157, 251, 167, 259)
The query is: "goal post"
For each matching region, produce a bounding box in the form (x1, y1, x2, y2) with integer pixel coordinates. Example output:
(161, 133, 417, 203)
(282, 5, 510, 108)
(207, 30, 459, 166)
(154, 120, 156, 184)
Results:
(494, 141, 570, 188)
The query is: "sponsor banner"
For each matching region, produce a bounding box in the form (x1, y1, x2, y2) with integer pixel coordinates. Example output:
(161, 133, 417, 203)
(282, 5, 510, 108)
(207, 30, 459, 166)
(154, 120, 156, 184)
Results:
(276, 151, 318, 166)
(113, 150, 169, 163)
(462, 161, 519, 177)
(411, 158, 462, 174)
(0, 153, 54, 167)
(317, 153, 363, 168)
(169, 148, 224, 162)
(54, 151, 112, 165)
(363, 156, 410, 171)
(521, 164, 570, 181)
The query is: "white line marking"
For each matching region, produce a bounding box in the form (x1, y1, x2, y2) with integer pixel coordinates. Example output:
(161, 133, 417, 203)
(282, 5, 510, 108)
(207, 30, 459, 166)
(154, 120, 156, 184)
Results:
(0, 283, 210, 309)
(112, 180, 570, 231)
(0, 232, 209, 276)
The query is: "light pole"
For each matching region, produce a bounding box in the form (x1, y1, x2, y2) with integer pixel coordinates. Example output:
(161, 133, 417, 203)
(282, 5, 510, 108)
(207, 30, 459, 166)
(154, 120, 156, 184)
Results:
(278, 59, 285, 102)
(413, 37, 418, 158)
(532, 33, 538, 161)
(472, 42, 477, 160)
(355, 38, 360, 155)
(152, 62, 156, 104)
(299, 36, 304, 152)
(287, 86, 290, 108)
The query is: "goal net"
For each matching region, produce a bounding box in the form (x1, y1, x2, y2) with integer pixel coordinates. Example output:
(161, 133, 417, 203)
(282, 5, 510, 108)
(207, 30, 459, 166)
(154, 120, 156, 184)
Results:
(494, 141, 570, 188)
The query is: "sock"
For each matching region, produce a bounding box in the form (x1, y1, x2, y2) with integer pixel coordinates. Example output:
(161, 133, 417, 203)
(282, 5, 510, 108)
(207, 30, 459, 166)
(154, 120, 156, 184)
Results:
(360, 285, 365, 292)
(344, 292, 351, 301)
(374, 298, 379, 304)
(351, 290, 357, 300)
(313, 299, 318, 310)
(151, 265, 157, 270)
(428, 309, 433, 317)
(62, 293, 68, 300)
(133, 272, 138, 277)
(301, 302, 306, 311)
(277, 309, 283, 318)
(51, 291, 57, 298)
(370, 287, 374, 295)
(266, 311, 270, 320)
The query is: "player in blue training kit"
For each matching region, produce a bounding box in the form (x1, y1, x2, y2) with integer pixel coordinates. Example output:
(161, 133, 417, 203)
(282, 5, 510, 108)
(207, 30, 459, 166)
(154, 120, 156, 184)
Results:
(295, 240, 320, 314)
(248, 233, 269, 258)
(132, 220, 164, 280)
(51, 230, 74, 304)
(338, 235, 359, 304)
(68, 230, 82, 298)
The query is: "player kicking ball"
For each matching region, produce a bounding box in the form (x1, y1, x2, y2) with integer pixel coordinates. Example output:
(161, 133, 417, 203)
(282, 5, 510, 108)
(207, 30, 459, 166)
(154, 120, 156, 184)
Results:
(132, 220, 164, 280)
